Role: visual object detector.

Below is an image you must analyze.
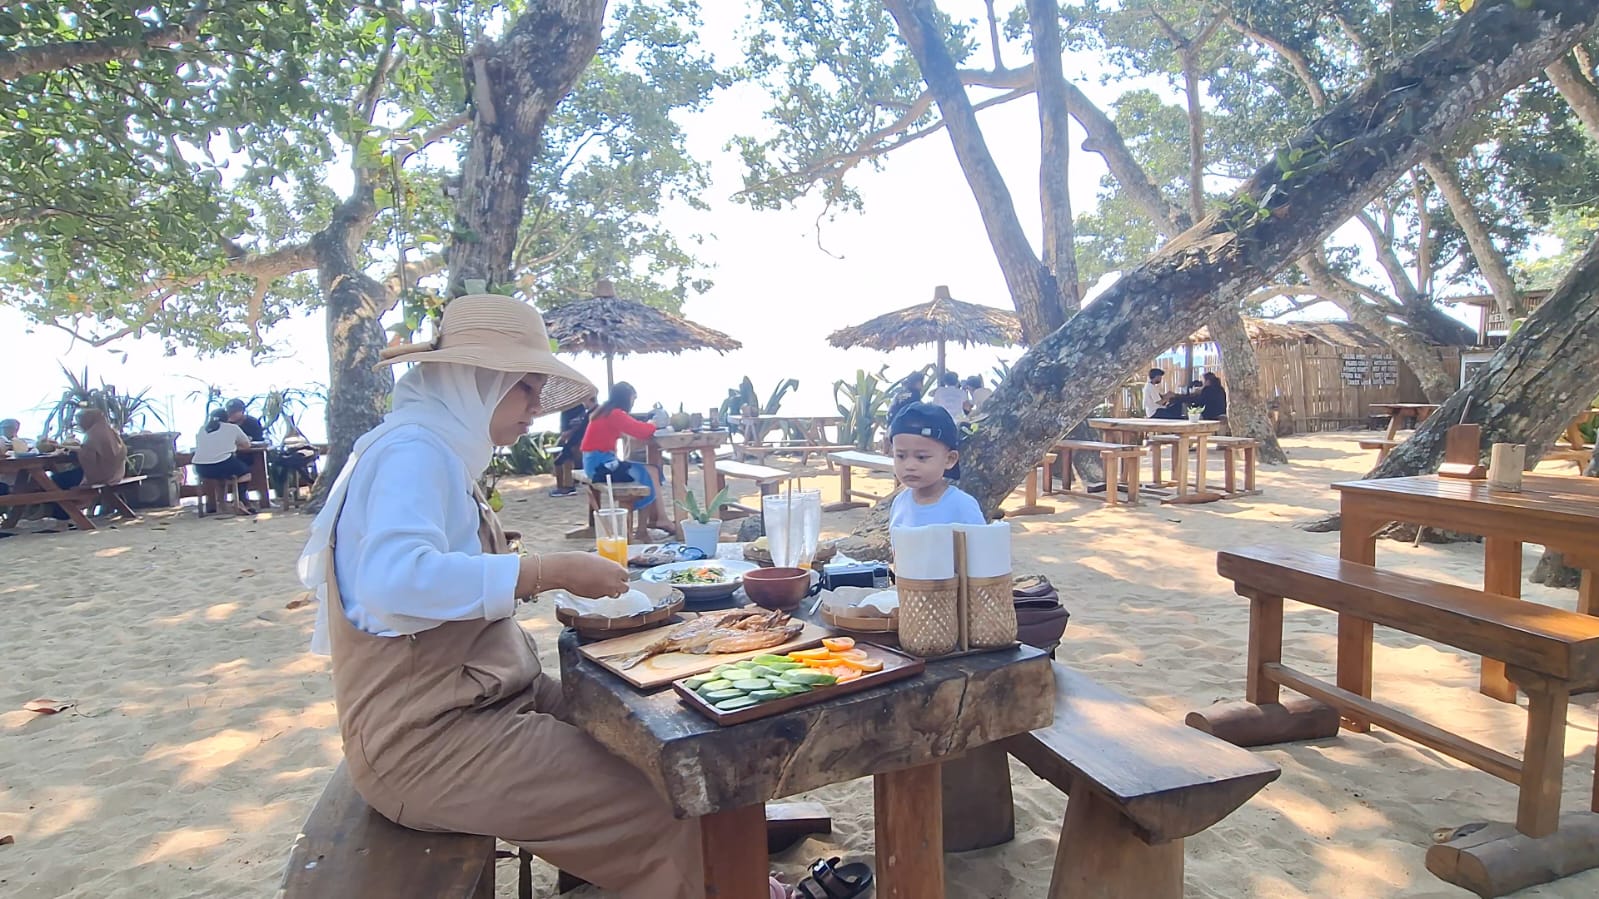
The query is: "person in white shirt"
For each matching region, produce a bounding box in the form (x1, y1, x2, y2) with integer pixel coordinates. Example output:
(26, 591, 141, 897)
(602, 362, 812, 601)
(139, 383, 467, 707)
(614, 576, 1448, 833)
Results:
(193, 408, 252, 478)
(930, 371, 969, 422)
(1, 418, 33, 454)
(295, 293, 717, 899)
(963, 375, 992, 415)
(1142, 368, 1169, 417)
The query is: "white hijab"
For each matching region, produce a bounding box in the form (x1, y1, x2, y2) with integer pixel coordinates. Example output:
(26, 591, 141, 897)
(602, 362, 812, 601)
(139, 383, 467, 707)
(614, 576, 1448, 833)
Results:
(298, 362, 520, 654)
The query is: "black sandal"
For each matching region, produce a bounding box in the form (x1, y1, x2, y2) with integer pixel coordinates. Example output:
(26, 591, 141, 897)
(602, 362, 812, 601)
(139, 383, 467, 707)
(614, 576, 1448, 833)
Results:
(795, 857, 873, 899)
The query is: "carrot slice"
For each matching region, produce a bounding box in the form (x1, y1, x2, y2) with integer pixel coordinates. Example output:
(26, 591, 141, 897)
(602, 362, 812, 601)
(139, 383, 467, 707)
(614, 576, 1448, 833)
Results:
(801, 656, 839, 668)
(839, 657, 884, 672)
(791, 647, 833, 660)
(833, 668, 862, 682)
(836, 648, 869, 662)
(822, 636, 856, 652)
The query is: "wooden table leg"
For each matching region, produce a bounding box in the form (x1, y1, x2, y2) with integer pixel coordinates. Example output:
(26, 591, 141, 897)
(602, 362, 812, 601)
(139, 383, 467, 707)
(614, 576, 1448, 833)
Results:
(701, 803, 768, 899)
(941, 744, 1015, 852)
(1194, 436, 1209, 494)
(249, 451, 270, 508)
(875, 762, 944, 899)
(1514, 674, 1569, 838)
(1480, 537, 1522, 702)
(1173, 436, 1191, 497)
(1385, 414, 1401, 440)
(1337, 508, 1379, 732)
(1578, 569, 1596, 617)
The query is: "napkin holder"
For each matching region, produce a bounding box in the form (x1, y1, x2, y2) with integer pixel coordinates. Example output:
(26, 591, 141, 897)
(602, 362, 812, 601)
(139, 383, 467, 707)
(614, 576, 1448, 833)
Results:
(1437, 424, 1487, 479)
(956, 528, 1018, 650)
(897, 573, 961, 656)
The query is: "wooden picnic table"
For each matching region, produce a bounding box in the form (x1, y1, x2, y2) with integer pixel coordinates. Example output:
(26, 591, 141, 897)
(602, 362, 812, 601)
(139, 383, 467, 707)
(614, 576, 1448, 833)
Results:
(738, 414, 844, 446)
(1370, 403, 1440, 439)
(642, 430, 728, 537)
(1333, 474, 1599, 706)
(1089, 417, 1223, 498)
(0, 452, 141, 531)
(558, 609, 1054, 898)
(176, 444, 272, 509)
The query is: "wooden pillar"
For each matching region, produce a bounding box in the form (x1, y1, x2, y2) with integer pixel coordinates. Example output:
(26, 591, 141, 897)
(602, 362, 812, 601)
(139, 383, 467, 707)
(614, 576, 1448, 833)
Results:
(876, 762, 945, 899)
(701, 803, 769, 899)
(1048, 783, 1183, 899)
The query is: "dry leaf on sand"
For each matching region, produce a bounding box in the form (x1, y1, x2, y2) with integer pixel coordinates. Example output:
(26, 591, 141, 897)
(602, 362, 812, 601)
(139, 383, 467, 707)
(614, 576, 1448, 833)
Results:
(22, 699, 75, 715)
(0, 834, 14, 846)
(285, 593, 312, 610)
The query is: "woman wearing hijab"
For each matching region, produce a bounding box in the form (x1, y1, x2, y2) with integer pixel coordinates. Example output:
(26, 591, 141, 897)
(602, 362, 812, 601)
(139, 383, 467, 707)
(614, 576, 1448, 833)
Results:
(296, 295, 705, 898)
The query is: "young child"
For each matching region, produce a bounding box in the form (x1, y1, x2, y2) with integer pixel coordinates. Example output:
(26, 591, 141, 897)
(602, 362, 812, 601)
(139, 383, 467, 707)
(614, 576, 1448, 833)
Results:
(888, 402, 985, 529)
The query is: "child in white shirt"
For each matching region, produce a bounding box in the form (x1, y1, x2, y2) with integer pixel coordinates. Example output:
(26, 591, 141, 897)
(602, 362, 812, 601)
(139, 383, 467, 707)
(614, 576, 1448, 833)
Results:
(888, 402, 984, 528)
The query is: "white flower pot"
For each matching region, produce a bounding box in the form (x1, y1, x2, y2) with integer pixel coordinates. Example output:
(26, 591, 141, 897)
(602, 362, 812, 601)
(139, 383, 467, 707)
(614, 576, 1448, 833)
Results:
(682, 520, 721, 555)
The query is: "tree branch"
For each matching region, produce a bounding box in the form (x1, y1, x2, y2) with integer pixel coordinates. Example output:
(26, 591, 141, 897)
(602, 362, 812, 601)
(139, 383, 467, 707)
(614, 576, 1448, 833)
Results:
(0, 4, 211, 82)
(1223, 14, 1327, 109)
(1422, 155, 1520, 319)
(1546, 51, 1599, 140)
(983, 0, 1006, 72)
(1027, 0, 1080, 314)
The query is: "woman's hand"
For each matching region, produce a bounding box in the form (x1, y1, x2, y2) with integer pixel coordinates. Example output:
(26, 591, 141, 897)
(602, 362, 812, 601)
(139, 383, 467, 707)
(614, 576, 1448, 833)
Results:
(521, 551, 629, 599)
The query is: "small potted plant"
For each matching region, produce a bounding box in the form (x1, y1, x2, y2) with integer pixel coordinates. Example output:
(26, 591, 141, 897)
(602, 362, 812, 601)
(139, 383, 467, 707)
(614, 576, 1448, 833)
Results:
(677, 487, 730, 555)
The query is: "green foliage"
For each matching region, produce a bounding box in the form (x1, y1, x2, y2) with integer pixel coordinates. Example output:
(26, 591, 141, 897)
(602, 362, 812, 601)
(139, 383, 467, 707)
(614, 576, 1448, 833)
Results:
(491, 432, 560, 477)
(831, 366, 929, 451)
(719, 376, 800, 425)
(251, 386, 327, 441)
(44, 365, 164, 438)
(677, 486, 731, 524)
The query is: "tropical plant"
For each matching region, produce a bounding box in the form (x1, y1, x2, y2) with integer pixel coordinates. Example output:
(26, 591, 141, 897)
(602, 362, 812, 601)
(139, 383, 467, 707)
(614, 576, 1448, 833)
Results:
(833, 367, 893, 451)
(491, 432, 560, 477)
(254, 386, 328, 441)
(678, 486, 731, 524)
(717, 376, 800, 427)
(44, 365, 165, 438)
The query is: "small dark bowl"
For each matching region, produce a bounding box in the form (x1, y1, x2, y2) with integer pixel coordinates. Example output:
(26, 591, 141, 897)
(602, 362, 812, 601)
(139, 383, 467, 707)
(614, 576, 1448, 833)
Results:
(742, 567, 816, 611)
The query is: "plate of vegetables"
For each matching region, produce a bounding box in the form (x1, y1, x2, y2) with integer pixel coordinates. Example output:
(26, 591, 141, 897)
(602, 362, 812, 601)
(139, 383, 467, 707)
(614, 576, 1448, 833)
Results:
(671, 636, 925, 725)
(640, 560, 758, 599)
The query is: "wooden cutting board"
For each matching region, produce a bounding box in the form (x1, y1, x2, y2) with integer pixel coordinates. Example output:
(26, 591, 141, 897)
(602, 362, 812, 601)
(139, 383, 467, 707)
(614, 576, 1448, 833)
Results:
(579, 617, 828, 689)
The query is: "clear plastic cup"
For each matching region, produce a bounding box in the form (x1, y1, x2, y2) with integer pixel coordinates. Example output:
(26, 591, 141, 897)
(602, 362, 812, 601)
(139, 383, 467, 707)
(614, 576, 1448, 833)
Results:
(595, 508, 629, 566)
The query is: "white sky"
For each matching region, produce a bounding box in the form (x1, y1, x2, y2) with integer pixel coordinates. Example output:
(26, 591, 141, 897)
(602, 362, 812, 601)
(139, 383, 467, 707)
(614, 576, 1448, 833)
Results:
(3, 4, 1473, 444)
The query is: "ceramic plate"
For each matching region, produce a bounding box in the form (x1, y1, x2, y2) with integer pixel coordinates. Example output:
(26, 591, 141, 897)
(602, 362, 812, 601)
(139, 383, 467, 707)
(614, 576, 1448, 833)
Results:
(639, 559, 759, 598)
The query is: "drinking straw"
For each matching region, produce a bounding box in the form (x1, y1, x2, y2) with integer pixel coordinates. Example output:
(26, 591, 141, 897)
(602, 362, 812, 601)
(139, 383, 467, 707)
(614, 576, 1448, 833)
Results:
(605, 475, 617, 512)
(784, 480, 796, 568)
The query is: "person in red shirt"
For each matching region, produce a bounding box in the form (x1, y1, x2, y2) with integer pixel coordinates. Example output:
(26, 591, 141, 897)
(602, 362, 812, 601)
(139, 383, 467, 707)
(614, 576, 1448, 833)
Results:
(579, 382, 661, 518)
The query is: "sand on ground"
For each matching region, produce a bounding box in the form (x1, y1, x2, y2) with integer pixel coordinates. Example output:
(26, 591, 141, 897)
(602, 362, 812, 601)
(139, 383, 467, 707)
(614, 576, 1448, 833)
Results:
(1, 432, 1596, 898)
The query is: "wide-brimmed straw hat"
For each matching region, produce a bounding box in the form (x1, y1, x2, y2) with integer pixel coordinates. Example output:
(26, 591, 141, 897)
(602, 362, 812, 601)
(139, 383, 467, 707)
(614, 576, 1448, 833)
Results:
(378, 293, 595, 412)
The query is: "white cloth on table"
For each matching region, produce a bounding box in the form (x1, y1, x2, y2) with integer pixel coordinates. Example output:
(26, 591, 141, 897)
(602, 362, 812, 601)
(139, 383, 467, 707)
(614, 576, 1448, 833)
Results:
(193, 422, 248, 464)
(297, 362, 521, 654)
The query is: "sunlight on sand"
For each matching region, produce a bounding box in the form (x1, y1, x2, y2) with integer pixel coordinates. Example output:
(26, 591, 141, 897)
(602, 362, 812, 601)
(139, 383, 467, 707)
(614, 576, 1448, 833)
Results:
(0, 433, 1594, 897)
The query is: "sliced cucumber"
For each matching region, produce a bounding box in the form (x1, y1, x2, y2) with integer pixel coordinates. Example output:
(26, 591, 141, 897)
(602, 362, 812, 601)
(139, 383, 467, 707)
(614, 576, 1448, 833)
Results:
(782, 670, 838, 686)
(765, 661, 804, 672)
(749, 689, 785, 702)
(751, 654, 790, 665)
(701, 688, 745, 702)
(697, 679, 734, 693)
(743, 665, 781, 678)
(683, 674, 716, 690)
(730, 678, 770, 692)
(714, 695, 760, 711)
(772, 682, 811, 696)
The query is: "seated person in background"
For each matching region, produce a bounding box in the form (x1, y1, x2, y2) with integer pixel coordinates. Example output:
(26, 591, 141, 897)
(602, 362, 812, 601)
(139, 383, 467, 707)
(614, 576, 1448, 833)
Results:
(42, 409, 127, 520)
(885, 371, 926, 428)
(579, 382, 662, 523)
(888, 402, 985, 529)
(963, 375, 992, 415)
(1, 418, 34, 454)
(1141, 369, 1170, 418)
(227, 398, 266, 442)
(550, 390, 597, 497)
(1187, 372, 1228, 420)
(194, 408, 257, 513)
(930, 371, 968, 423)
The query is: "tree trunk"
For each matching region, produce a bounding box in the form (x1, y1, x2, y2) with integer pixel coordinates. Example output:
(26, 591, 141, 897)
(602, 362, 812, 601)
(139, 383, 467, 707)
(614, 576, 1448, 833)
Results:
(1365, 232, 1599, 481)
(1422, 156, 1521, 322)
(1546, 51, 1599, 140)
(1299, 253, 1459, 402)
(308, 189, 392, 510)
(446, 0, 607, 297)
(884, 0, 1065, 343)
(1209, 303, 1289, 461)
(1027, 0, 1081, 315)
(1532, 440, 1599, 588)
(954, 0, 1599, 514)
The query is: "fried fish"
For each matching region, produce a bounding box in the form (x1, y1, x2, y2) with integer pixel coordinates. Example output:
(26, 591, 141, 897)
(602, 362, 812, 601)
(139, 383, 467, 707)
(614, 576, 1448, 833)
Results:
(613, 609, 800, 669)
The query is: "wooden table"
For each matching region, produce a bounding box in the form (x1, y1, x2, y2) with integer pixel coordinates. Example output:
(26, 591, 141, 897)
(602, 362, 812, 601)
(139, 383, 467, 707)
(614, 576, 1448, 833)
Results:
(1333, 474, 1599, 706)
(1089, 418, 1223, 498)
(558, 619, 1054, 898)
(644, 430, 729, 537)
(0, 453, 95, 530)
(176, 445, 273, 509)
(1370, 403, 1440, 439)
(737, 415, 844, 446)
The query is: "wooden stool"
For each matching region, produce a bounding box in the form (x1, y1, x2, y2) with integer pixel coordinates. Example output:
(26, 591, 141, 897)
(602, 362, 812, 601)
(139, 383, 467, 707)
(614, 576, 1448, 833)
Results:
(1209, 436, 1259, 495)
(197, 474, 251, 518)
(1054, 441, 1142, 506)
(1013, 453, 1057, 516)
(567, 471, 652, 541)
(1147, 435, 1180, 487)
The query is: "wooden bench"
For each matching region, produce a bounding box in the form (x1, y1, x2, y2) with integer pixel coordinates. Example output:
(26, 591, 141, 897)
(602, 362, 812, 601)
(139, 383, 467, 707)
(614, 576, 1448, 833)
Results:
(1208, 436, 1260, 496)
(281, 762, 498, 898)
(565, 470, 652, 541)
(713, 459, 792, 517)
(824, 450, 897, 511)
(735, 442, 854, 467)
(1358, 437, 1403, 463)
(1193, 545, 1599, 843)
(1052, 440, 1142, 507)
(1012, 453, 1059, 516)
(1003, 663, 1280, 898)
(0, 475, 145, 531)
(197, 473, 252, 518)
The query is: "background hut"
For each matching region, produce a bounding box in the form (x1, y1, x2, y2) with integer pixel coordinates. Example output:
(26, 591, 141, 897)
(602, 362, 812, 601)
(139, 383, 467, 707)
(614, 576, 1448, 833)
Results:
(1114, 319, 1465, 433)
(827, 284, 1022, 378)
(542, 279, 742, 390)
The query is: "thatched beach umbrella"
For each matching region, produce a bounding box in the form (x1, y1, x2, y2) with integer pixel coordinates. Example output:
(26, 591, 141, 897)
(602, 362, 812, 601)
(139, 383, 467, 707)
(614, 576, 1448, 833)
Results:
(542, 279, 742, 389)
(827, 285, 1022, 377)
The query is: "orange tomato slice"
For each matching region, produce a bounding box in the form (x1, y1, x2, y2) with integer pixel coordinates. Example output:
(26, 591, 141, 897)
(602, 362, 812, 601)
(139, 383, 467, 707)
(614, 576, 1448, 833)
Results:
(836, 648, 869, 662)
(839, 657, 884, 673)
(821, 636, 856, 652)
(801, 656, 839, 668)
(791, 647, 834, 660)
(833, 668, 862, 682)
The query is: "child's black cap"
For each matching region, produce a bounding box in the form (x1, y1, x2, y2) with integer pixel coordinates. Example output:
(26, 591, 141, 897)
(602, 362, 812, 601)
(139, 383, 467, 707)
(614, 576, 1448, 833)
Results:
(889, 402, 959, 448)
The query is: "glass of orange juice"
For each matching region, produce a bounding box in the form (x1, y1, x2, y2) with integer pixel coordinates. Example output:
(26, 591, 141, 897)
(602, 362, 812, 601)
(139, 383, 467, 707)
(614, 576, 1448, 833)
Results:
(595, 509, 629, 566)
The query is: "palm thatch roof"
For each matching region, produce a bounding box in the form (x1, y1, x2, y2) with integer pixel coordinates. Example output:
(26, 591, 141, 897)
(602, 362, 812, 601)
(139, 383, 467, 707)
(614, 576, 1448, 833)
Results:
(542, 280, 741, 358)
(827, 285, 1023, 352)
(1188, 318, 1409, 350)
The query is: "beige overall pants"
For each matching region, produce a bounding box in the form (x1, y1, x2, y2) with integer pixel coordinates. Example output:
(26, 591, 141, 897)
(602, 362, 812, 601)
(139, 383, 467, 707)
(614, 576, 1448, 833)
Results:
(326, 487, 705, 899)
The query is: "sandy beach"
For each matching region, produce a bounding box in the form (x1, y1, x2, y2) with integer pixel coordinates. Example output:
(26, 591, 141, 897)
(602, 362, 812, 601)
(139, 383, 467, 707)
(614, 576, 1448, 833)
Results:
(2, 432, 1595, 898)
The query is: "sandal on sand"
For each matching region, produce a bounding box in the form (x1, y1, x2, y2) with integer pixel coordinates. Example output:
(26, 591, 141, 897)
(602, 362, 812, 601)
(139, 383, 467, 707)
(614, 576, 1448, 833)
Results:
(794, 857, 873, 898)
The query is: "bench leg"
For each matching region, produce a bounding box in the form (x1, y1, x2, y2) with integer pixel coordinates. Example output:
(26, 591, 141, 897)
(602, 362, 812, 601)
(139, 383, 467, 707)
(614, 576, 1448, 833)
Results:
(1513, 674, 1570, 838)
(941, 744, 1014, 852)
(1246, 592, 1283, 705)
(1123, 455, 1139, 505)
(1101, 451, 1118, 506)
(1243, 447, 1256, 492)
(1224, 449, 1237, 494)
(1049, 783, 1183, 899)
(1150, 444, 1162, 487)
